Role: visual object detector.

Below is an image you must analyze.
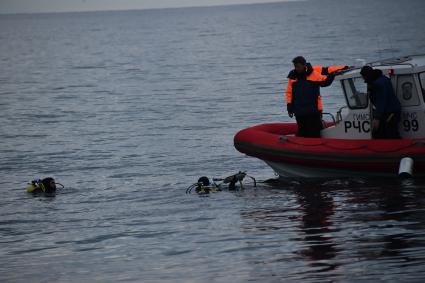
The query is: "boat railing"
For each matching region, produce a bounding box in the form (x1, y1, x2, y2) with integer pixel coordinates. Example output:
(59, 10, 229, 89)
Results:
(367, 54, 425, 69)
(336, 106, 348, 124)
(322, 112, 336, 127)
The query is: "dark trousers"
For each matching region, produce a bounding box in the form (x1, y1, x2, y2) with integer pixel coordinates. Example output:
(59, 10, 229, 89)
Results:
(295, 114, 323, 138)
(372, 112, 401, 139)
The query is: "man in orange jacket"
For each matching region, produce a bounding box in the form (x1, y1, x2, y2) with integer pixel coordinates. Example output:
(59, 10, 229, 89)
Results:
(286, 56, 348, 138)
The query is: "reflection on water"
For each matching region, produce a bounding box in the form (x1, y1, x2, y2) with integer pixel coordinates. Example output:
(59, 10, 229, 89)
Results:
(345, 179, 425, 267)
(295, 186, 338, 272)
(2, 0, 425, 281)
(239, 178, 425, 281)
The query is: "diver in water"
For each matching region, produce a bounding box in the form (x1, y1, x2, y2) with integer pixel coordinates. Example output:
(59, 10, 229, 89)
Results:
(190, 176, 221, 194)
(186, 172, 256, 194)
(27, 177, 62, 194)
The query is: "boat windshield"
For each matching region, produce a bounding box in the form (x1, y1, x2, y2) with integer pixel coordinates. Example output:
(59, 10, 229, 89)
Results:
(419, 72, 425, 103)
(342, 77, 368, 109)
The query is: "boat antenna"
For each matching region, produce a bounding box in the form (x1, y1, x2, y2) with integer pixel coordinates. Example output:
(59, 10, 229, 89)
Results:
(376, 35, 383, 61)
(387, 35, 396, 58)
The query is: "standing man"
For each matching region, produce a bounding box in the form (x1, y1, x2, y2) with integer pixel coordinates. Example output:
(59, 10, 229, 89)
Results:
(286, 56, 348, 138)
(360, 66, 401, 139)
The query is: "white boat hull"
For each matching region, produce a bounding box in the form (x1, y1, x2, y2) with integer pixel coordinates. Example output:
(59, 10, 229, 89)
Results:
(264, 160, 423, 178)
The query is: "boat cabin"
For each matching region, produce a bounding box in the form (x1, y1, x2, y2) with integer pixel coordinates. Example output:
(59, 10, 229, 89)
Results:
(321, 54, 425, 139)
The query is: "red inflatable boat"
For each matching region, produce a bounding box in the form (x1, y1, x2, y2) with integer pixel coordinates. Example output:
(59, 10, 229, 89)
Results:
(234, 55, 425, 177)
(234, 123, 425, 177)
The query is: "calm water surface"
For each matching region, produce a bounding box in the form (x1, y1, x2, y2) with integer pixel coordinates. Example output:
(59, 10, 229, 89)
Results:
(1, 0, 425, 282)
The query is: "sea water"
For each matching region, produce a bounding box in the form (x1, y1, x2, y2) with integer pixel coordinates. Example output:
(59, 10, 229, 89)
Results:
(1, 0, 425, 281)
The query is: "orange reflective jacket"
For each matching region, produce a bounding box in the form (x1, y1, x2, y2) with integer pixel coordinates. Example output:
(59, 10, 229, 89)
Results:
(285, 64, 347, 116)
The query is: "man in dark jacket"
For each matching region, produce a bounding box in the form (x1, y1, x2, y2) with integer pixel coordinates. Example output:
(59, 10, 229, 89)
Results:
(360, 66, 401, 139)
(285, 56, 348, 138)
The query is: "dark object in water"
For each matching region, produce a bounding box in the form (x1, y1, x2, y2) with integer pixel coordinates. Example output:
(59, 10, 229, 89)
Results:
(198, 176, 210, 186)
(222, 171, 257, 190)
(186, 172, 256, 194)
(26, 177, 64, 194)
(186, 176, 220, 195)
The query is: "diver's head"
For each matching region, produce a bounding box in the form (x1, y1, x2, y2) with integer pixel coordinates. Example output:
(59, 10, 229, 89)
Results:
(197, 176, 210, 186)
(292, 56, 307, 74)
(41, 177, 56, 193)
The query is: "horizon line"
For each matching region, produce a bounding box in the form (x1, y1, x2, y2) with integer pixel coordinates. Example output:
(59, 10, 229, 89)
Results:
(0, 0, 306, 16)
